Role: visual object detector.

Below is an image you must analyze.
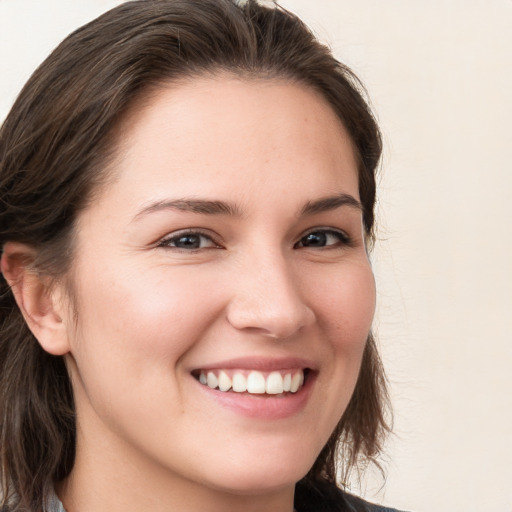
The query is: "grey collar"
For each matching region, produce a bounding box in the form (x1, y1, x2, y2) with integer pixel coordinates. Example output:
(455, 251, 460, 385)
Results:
(46, 490, 66, 512)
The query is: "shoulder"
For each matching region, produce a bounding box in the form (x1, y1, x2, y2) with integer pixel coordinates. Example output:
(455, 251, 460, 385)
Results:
(345, 493, 409, 512)
(295, 478, 410, 512)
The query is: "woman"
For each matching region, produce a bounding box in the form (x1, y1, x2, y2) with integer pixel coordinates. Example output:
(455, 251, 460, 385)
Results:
(0, 1, 400, 511)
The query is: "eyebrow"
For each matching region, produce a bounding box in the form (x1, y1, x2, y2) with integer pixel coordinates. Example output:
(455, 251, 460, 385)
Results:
(300, 193, 363, 216)
(133, 198, 243, 221)
(133, 193, 362, 222)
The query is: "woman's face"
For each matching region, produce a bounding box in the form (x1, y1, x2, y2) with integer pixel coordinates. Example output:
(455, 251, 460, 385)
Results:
(61, 77, 375, 500)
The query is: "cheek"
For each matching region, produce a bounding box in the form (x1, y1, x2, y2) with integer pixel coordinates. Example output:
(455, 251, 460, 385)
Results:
(73, 265, 218, 350)
(338, 267, 375, 348)
(64, 267, 227, 441)
(307, 261, 375, 349)
(294, 262, 375, 453)
(65, 264, 227, 409)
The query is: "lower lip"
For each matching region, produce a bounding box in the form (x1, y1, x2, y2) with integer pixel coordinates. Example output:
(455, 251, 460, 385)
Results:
(195, 373, 315, 419)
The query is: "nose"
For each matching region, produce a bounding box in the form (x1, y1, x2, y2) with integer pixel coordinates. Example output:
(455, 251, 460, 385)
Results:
(226, 250, 315, 339)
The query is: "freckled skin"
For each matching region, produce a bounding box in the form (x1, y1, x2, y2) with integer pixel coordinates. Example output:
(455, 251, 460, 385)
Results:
(57, 77, 376, 512)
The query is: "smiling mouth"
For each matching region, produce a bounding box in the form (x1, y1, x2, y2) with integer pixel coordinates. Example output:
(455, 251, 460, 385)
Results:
(193, 368, 310, 395)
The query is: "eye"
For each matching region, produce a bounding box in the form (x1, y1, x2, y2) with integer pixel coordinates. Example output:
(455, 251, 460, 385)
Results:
(295, 229, 350, 249)
(158, 231, 219, 250)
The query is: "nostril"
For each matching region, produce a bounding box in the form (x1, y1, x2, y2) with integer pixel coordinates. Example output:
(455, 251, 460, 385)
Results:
(226, 298, 315, 340)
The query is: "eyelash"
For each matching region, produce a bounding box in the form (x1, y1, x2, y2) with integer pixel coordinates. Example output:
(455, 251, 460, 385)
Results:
(158, 228, 352, 252)
(157, 230, 220, 251)
(293, 229, 352, 249)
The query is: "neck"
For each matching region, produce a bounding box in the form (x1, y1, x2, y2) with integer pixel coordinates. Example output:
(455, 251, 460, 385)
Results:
(58, 471, 296, 512)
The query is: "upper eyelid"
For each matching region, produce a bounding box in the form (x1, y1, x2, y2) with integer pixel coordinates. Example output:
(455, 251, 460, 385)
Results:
(299, 227, 350, 239)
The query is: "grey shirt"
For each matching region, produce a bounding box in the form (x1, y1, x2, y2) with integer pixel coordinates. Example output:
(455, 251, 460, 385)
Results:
(44, 489, 407, 512)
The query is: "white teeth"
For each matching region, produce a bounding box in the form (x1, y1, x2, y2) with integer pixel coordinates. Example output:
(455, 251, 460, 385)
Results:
(206, 371, 218, 389)
(290, 372, 302, 393)
(265, 371, 284, 394)
(218, 371, 232, 392)
(283, 373, 292, 392)
(247, 371, 266, 394)
(232, 372, 247, 392)
(198, 369, 305, 395)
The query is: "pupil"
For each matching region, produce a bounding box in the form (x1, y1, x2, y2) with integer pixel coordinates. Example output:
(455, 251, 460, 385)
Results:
(304, 232, 326, 246)
(176, 235, 200, 248)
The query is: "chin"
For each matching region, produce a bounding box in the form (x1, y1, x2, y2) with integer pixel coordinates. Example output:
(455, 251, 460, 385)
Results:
(211, 472, 303, 497)
(201, 450, 313, 496)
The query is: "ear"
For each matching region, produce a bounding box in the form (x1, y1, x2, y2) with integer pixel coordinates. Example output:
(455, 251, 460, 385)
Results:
(1, 242, 71, 355)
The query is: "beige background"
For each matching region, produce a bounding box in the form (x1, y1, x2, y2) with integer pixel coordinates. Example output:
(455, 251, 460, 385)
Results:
(1, 1, 511, 511)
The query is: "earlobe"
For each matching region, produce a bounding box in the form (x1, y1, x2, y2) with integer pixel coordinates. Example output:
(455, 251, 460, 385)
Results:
(1, 242, 71, 356)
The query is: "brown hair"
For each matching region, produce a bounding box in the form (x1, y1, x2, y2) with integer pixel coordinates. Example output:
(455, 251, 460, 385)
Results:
(0, 0, 389, 510)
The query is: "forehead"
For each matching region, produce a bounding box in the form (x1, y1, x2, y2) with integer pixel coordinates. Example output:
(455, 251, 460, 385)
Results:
(98, 76, 359, 210)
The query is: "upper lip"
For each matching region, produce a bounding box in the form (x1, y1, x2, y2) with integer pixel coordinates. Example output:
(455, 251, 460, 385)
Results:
(190, 356, 316, 372)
